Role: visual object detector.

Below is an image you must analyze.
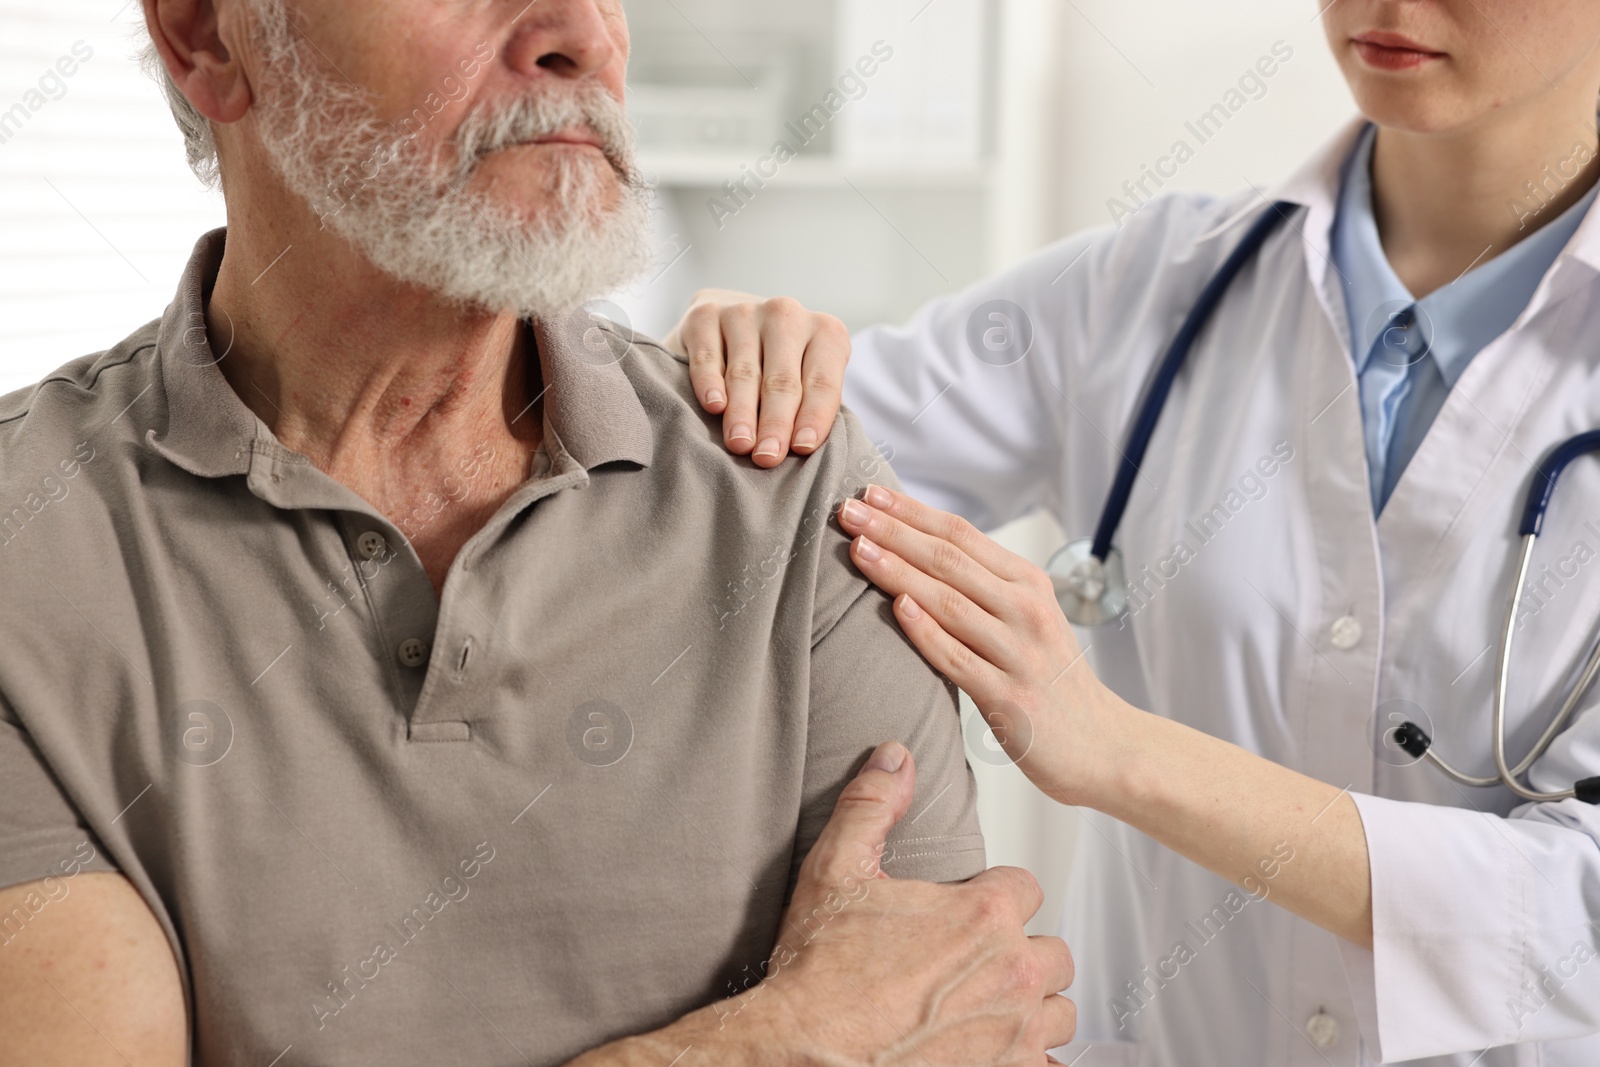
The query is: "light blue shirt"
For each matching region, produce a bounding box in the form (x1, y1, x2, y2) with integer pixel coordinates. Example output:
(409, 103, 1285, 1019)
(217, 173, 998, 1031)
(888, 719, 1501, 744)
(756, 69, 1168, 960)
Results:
(1331, 124, 1598, 513)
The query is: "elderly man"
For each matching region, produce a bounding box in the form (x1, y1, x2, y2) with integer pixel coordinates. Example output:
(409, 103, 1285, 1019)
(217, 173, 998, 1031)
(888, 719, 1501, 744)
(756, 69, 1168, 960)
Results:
(0, 0, 1075, 1064)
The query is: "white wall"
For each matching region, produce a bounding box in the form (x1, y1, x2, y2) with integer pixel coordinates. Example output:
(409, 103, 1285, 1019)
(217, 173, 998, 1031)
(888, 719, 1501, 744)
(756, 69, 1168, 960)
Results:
(0, 1, 226, 395)
(1051, 0, 1355, 236)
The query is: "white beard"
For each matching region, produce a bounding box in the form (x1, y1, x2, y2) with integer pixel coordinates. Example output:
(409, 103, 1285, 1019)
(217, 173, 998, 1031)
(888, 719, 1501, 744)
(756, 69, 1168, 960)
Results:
(242, 0, 653, 321)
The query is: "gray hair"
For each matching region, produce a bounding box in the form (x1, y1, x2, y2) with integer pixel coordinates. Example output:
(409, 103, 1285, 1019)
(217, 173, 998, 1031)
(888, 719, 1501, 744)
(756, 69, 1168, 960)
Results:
(140, 39, 222, 188)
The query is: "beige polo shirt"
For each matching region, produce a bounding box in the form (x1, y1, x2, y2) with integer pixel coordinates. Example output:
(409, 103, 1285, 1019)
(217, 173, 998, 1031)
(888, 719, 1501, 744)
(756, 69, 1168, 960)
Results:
(0, 231, 984, 1065)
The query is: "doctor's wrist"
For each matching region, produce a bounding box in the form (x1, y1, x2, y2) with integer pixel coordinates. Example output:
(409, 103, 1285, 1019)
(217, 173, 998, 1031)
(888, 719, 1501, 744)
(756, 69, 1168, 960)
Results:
(1020, 678, 1143, 811)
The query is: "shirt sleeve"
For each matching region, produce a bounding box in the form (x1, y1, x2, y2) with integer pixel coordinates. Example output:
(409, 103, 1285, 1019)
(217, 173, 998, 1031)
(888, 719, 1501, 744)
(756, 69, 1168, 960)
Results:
(1340, 713, 1600, 1063)
(0, 695, 118, 895)
(784, 413, 987, 900)
(789, 585, 987, 897)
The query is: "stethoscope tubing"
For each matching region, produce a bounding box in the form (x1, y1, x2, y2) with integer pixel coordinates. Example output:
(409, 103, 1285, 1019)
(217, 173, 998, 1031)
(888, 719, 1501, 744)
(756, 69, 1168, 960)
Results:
(1412, 435, 1600, 801)
(1419, 535, 1600, 801)
(1089, 202, 1298, 562)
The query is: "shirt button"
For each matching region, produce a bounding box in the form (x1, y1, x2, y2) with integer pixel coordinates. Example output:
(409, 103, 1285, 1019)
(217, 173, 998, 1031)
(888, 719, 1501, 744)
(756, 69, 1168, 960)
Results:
(356, 531, 389, 560)
(1305, 1012, 1340, 1050)
(397, 638, 429, 669)
(1330, 615, 1363, 650)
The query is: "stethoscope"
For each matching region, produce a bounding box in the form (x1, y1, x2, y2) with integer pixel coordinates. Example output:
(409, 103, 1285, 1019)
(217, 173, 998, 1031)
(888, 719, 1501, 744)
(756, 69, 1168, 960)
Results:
(1045, 201, 1600, 805)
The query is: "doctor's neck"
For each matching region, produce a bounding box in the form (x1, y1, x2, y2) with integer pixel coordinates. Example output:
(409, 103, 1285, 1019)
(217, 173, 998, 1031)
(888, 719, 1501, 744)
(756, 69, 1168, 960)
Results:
(1325, 4, 1600, 300)
(1369, 92, 1600, 299)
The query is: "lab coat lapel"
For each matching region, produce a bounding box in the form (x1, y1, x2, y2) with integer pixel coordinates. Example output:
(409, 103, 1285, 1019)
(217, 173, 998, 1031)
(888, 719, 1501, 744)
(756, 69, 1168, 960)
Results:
(1374, 248, 1598, 637)
(1370, 213, 1600, 803)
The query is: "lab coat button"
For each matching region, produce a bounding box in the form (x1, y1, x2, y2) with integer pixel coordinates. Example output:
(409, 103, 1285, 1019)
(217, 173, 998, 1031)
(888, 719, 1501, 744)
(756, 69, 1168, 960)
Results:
(397, 638, 429, 668)
(1306, 1012, 1340, 1050)
(357, 531, 389, 560)
(1330, 615, 1363, 650)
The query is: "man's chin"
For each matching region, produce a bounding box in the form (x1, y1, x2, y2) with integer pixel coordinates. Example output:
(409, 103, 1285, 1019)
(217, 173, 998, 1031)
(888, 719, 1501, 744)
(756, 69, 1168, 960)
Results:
(479, 195, 635, 239)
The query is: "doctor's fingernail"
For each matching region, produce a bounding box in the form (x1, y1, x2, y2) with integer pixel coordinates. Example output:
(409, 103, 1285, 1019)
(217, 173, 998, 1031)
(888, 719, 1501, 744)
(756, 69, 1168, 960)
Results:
(840, 499, 869, 525)
(855, 536, 883, 562)
(754, 437, 781, 459)
(794, 427, 818, 450)
(706, 389, 725, 406)
(899, 595, 923, 620)
(728, 424, 753, 444)
(865, 485, 893, 509)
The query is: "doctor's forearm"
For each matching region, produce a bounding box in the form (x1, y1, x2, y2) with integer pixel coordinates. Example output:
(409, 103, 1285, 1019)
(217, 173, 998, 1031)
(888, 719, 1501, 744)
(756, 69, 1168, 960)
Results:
(1079, 698, 1375, 949)
(828, 487, 1377, 947)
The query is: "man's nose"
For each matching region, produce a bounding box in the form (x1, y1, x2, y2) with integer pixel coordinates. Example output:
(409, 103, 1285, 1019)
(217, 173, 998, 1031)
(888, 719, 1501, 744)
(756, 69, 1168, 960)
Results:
(501, 0, 619, 81)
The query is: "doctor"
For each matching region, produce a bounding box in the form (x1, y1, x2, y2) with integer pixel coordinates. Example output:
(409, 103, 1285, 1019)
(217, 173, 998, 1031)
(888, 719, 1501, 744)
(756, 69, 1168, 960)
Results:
(666, 1, 1600, 1064)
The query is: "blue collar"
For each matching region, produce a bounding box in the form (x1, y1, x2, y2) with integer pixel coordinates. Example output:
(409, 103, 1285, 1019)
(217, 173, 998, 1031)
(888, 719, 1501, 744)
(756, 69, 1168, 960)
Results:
(1333, 124, 1599, 386)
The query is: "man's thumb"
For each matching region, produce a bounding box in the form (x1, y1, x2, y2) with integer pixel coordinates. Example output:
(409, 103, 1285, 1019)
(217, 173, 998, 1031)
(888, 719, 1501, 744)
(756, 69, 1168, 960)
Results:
(799, 741, 916, 887)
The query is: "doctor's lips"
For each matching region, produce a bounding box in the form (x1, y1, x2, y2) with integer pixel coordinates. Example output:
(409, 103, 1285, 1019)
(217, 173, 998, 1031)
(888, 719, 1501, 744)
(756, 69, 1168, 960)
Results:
(1352, 31, 1447, 71)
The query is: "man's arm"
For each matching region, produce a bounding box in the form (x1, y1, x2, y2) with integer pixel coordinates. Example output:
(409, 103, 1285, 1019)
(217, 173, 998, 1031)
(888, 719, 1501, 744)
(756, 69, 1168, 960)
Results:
(1, 748, 1074, 1066)
(579, 742, 1076, 1067)
(0, 872, 187, 1066)
(791, 584, 985, 896)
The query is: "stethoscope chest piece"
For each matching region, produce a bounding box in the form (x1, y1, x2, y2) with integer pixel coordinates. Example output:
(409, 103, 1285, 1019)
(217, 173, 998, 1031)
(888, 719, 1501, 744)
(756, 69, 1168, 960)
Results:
(1047, 539, 1130, 627)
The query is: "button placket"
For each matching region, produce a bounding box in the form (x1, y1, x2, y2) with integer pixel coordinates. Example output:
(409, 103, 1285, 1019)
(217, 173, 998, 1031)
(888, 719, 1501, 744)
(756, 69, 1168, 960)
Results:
(357, 530, 389, 561)
(404, 576, 483, 740)
(333, 515, 440, 724)
(397, 636, 429, 669)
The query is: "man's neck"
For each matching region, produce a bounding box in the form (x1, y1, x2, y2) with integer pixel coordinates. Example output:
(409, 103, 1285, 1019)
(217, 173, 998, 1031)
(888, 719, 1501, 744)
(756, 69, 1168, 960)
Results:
(206, 178, 541, 482)
(1371, 79, 1600, 299)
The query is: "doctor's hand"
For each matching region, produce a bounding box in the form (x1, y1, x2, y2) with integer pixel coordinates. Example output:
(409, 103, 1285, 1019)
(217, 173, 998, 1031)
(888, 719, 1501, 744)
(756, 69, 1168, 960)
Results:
(748, 740, 1076, 1065)
(835, 491, 1380, 952)
(665, 289, 851, 468)
(837, 488, 1116, 809)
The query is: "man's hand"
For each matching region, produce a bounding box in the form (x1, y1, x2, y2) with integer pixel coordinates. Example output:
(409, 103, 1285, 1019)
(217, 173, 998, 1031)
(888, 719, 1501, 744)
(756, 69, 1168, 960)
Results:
(744, 740, 1076, 1065)
(664, 290, 851, 468)
(591, 741, 1076, 1065)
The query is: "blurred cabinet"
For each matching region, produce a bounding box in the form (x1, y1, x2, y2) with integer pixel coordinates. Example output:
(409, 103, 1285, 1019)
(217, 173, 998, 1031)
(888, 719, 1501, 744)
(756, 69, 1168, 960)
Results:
(613, 0, 1060, 340)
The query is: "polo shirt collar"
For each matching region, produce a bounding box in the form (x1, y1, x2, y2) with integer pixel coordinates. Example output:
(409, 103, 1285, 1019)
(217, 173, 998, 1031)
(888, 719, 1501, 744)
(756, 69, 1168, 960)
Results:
(149, 228, 654, 481)
(531, 313, 654, 472)
(149, 229, 261, 480)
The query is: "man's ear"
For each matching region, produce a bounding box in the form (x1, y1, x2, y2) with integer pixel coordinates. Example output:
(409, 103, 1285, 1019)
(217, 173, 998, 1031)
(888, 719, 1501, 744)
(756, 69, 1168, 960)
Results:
(142, 0, 252, 124)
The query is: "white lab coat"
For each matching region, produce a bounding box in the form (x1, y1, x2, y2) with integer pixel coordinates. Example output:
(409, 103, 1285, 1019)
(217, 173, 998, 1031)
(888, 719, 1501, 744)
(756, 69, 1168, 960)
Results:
(843, 118, 1600, 1066)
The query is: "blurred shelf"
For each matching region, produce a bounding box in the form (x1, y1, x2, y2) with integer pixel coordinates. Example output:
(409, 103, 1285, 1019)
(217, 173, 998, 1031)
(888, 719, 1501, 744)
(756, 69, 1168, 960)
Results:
(639, 152, 995, 191)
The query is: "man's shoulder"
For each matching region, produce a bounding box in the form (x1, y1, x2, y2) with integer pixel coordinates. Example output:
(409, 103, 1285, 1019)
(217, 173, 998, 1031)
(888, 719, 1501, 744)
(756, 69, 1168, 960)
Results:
(0, 321, 161, 558)
(604, 320, 899, 641)
(0, 321, 161, 463)
(604, 319, 897, 495)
